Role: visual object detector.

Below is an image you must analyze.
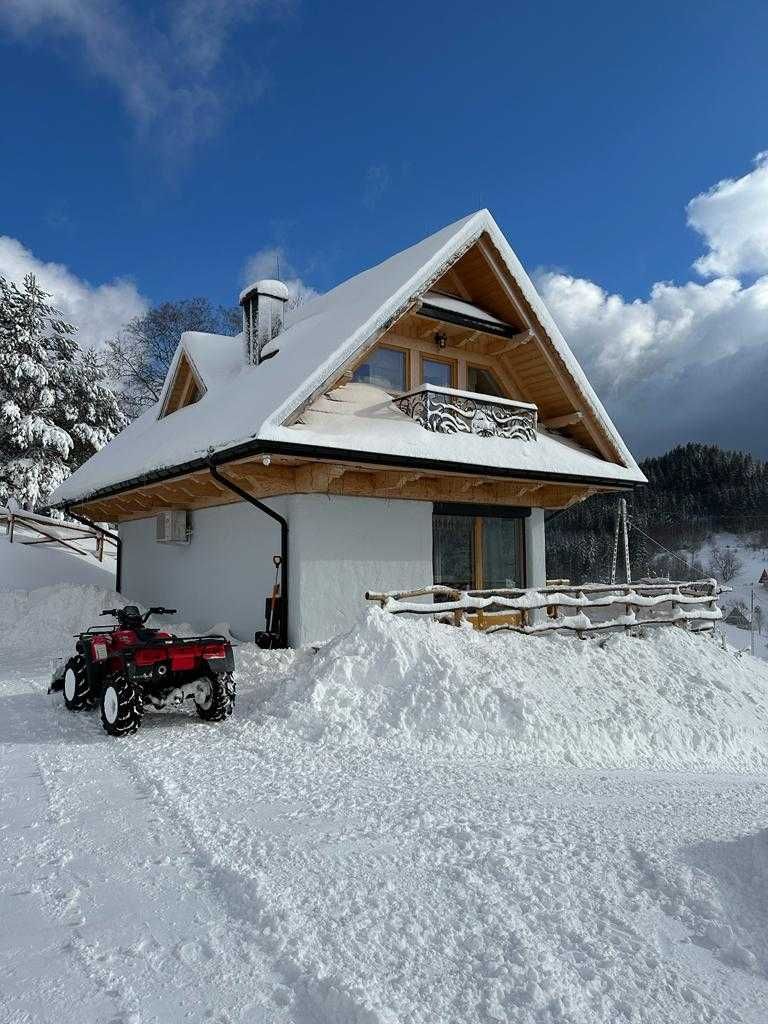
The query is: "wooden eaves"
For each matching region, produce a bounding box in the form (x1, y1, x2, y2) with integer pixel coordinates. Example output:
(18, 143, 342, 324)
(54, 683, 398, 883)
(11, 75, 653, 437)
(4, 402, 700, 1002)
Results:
(66, 439, 641, 524)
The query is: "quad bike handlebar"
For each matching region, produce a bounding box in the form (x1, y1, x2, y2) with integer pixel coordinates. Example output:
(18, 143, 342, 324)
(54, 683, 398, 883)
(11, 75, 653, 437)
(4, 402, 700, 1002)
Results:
(101, 606, 177, 624)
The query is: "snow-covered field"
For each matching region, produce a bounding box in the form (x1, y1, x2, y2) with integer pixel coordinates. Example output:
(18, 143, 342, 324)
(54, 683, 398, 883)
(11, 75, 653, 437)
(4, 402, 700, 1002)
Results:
(695, 533, 768, 661)
(3, 582, 768, 1023)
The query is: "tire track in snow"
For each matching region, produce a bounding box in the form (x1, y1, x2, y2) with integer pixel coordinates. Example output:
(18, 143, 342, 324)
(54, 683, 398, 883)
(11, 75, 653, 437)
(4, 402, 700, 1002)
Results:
(1, 677, 291, 1024)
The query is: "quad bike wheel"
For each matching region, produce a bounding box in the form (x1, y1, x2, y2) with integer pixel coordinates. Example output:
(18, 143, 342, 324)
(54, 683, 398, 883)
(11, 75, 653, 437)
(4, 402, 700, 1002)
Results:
(63, 656, 94, 711)
(195, 672, 235, 722)
(100, 672, 143, 737)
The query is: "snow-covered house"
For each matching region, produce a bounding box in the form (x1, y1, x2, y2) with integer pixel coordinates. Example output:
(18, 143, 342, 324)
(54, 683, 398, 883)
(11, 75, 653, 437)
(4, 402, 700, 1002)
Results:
(51, 211, 646, 645)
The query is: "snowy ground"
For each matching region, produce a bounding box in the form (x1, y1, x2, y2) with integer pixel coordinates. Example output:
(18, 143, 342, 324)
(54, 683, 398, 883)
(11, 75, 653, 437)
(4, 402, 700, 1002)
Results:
(0, 515, 116, 592)
(3, 586, 768, 1023)
(693, 533, 768, 661)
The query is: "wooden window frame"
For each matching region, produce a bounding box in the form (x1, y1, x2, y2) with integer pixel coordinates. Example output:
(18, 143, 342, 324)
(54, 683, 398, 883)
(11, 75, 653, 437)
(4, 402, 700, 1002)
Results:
(433, 504, 529, 590)
(465, 362, 510, 400)
(419, 353, 458, 389)
(351, 342, 411, 394)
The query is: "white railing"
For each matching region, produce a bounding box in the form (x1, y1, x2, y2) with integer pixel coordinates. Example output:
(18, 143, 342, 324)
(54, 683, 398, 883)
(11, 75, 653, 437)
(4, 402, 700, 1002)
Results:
(365, 579, 727, 637)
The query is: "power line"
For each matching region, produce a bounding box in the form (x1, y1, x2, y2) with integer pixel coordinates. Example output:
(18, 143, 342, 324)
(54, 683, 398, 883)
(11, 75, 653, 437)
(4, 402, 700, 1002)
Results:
(627, 521, 699, 574)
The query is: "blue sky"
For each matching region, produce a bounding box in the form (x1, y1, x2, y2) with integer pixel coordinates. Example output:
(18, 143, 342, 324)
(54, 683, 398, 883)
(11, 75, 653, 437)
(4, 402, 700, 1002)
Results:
(2, 0, 768, 456)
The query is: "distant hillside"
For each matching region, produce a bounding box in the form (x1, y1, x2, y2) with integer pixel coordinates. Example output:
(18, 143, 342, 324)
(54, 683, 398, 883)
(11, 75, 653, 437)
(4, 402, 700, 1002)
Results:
(546, 443, 768, 583)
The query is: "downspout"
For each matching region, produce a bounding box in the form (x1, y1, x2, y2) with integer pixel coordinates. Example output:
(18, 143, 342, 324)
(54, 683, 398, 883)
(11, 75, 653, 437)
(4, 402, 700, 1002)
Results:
(207, 453, 289, 649)
(64, 506, 123, 594)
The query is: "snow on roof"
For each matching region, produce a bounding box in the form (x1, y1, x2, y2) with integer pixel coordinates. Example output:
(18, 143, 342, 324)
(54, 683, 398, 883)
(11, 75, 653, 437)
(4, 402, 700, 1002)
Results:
(52, 211, 645, 506)
(274, 383, 643, 485)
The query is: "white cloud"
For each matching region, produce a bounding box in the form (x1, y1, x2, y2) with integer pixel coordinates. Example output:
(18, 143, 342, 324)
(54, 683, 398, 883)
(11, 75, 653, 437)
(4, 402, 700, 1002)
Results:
(0, 236, 148, 350)
(0, 0, 282, 158)
(242, 246, 318, 306)
(687, 152, 768, 278)
(537, 152, 768, 457)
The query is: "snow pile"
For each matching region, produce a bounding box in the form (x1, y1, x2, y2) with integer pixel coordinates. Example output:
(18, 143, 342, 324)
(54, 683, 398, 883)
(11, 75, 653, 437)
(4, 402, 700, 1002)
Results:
(261, 608, 768, 770)
(0, 525, 116, 593)
(0, 584, 123, 657)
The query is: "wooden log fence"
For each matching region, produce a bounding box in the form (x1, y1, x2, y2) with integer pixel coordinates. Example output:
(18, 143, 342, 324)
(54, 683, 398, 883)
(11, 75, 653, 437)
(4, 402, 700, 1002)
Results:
(365, 579, 728, 638)
(1, 508, 117, 563)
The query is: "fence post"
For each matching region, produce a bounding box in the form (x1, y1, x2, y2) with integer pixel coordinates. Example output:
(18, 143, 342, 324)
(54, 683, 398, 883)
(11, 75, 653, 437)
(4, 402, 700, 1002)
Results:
(8, 514, 14, 543)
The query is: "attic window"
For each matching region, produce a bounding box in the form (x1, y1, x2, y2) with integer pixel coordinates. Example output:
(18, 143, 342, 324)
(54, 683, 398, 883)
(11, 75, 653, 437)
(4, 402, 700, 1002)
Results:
(352, 345, 407, 392)
(160, 352, 205, 418)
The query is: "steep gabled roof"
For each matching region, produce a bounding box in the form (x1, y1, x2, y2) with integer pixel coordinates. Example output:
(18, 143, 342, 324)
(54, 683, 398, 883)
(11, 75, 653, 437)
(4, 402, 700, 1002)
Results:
(52, 210, 645, 506)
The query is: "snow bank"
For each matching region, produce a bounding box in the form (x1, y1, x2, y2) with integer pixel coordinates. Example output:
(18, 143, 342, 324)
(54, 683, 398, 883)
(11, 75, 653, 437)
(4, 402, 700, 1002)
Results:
(0, 531, 115, 593)
(0, 584, 235, 667)
(260, 608, 768, 770)
(0, 584, 123, 656)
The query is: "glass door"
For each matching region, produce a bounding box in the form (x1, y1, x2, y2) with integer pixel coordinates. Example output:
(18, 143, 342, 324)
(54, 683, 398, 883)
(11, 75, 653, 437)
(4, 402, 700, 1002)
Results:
(482, 516, 524, 589)
(433, 507, 525, 591)
(433, 514, 474, 591)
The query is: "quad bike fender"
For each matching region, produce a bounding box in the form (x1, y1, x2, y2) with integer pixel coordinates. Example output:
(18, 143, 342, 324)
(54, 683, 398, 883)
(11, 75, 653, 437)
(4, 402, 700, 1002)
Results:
(204, 649, 235, 675)
(48, 661, 67, 694)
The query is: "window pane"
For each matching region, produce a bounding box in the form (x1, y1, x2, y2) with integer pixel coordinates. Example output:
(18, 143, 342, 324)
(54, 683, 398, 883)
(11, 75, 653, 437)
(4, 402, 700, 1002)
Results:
(467, 366, 505, 399)
(433, 515, 473, 591)
(422, 358, 453, 388)
(352, 347, 406, 391)
(482, 517, 523, 589)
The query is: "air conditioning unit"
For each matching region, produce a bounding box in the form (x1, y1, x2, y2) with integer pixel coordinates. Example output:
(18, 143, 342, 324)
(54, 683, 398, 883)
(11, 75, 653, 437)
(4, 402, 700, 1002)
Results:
(155, 510, 191, 544)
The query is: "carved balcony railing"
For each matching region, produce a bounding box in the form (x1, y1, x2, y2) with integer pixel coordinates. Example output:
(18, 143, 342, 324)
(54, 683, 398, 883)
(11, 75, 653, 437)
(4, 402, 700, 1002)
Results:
(393, 385, 537, 441)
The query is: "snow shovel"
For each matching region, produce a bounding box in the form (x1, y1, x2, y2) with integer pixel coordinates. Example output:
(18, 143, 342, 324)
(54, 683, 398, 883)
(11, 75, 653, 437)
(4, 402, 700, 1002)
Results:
(255, 555, 282, 649)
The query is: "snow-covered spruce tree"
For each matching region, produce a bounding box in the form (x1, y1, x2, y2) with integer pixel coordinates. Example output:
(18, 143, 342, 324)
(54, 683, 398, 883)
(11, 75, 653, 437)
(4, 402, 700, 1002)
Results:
(0, 274, 125, 509)
(56, 348, 126, 472)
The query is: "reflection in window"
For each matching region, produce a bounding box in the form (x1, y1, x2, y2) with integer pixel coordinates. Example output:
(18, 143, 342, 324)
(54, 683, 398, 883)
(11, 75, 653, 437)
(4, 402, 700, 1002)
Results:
(422, 358, 453, 388)
(467, 366, 505, 399)
(352, 346, 406, 391)
(482, 516, 524, 589)
(433, 515, 474, 591)
(433, 512, 524, 590)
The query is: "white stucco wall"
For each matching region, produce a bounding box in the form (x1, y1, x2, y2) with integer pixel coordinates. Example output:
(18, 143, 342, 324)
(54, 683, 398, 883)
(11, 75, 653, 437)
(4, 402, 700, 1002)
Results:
(119, 500, 285, 640)
(285, 494, 434, 647)
(119, 494, 546, 648)
(525, 508, 547, 588)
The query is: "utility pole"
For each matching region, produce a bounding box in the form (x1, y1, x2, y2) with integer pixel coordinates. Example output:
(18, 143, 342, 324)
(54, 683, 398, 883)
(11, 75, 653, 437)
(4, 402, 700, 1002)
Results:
(751, 582, 756, 657)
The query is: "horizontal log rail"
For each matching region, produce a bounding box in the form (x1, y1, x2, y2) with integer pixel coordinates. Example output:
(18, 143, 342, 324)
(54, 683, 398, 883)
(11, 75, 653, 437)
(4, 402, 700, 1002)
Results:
(365, 579, 728, 637)
(1, 508, 117, 563)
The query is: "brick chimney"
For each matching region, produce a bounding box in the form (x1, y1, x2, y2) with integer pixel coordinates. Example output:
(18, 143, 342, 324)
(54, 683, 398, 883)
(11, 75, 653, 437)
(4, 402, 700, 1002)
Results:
(239, 279, 290, 365)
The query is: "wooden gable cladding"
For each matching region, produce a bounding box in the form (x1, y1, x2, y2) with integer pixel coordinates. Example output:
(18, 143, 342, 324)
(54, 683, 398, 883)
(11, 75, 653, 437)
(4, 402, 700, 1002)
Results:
(73, 452, 622, 524)
(160, 352, 204, 417)
(316, 233, 626, 466)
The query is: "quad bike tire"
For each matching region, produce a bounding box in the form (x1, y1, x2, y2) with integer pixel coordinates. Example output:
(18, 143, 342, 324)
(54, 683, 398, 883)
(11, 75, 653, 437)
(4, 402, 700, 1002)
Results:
(195, 671, 235, 722)
(63, 656, 94, 711)
(100, 672, 143, 737)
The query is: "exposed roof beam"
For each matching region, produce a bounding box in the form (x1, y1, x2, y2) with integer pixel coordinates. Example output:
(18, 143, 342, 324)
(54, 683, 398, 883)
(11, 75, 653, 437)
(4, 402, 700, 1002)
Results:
(505, 329, 535, 350)
(543, 412, 584, 430)
(414, 299, 520, 339)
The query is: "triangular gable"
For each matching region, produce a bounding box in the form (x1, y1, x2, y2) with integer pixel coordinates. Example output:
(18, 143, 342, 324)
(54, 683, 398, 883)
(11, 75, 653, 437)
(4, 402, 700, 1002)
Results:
(159, 348, 206, 417)
(267, 210, 639, 473)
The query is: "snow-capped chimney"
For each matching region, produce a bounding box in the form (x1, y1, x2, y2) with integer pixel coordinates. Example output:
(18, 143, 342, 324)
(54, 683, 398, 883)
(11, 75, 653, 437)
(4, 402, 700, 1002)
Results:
(239, 279, 290, 365)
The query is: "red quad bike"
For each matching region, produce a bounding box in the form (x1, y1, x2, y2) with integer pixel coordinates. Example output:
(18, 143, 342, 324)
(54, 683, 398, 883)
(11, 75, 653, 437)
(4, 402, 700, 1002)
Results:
(49, 605, 236, 736)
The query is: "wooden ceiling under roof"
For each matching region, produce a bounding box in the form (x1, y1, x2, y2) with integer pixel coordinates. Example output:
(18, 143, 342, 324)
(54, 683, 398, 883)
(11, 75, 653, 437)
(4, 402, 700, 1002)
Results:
(73, 452, 623, 524)
(428, 236, 621, 461)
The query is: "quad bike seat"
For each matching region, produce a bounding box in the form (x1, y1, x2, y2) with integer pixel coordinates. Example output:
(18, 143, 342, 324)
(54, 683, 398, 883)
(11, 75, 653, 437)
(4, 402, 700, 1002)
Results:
(135, 627, 164, 642)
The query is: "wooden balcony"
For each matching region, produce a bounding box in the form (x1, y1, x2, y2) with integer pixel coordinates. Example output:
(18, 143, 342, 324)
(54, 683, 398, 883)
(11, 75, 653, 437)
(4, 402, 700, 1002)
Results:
(393, 385, 537, 441)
